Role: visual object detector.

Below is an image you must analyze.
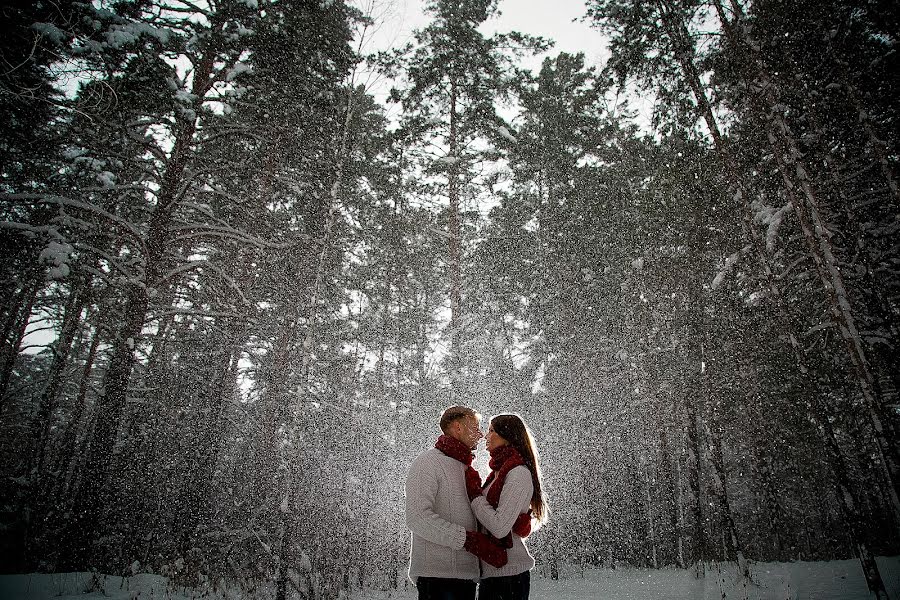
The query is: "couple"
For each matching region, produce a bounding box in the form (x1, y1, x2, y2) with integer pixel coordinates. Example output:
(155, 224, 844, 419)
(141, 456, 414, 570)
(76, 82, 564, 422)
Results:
(405, 406, 548, 600)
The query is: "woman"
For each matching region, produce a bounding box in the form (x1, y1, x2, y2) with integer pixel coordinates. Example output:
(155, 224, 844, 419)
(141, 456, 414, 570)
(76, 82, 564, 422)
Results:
(466, 413, 548, 600)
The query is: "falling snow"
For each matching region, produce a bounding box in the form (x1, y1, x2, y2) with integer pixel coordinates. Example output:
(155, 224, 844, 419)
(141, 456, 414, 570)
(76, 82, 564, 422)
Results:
(2, 0, 898, 599)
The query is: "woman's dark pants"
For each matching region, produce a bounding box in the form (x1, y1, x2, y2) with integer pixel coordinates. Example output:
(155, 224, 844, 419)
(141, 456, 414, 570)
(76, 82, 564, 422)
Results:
(416, 576, 476, 600)
(478, 571, 530, 600)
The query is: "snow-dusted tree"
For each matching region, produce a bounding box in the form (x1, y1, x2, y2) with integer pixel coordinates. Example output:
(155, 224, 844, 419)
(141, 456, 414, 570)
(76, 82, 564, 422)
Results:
(0, 1, 82, 412)
(386, 0, 547, 387)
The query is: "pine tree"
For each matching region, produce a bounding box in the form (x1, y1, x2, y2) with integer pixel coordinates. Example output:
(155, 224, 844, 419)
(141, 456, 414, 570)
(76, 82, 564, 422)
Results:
(387, 0, 547, 390)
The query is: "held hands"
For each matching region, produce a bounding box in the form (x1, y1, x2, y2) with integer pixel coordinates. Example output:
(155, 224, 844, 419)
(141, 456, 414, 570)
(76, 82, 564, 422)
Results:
(465, 467, 483, 501)
(464, 531, 508, 568)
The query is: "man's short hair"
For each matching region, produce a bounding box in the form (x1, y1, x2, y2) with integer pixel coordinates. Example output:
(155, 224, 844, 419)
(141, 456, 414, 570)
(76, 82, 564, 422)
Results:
(440, 405, 479, 434)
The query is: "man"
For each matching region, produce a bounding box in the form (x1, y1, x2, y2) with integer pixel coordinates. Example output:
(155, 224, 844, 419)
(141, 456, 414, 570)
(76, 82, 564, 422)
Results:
(405, 405, 508, 600)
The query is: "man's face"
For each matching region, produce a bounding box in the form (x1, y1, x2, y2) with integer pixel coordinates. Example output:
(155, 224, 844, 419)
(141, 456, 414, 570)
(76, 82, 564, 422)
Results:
(453, 416, 483, 450)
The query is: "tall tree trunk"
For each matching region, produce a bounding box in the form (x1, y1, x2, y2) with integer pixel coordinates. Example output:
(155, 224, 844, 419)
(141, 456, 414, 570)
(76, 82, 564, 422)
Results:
(714, 0, 900, 518)
(811, 390, 891, 598)
(33, 277, 90, 475)
(53, 309, 102, 570)
(0, 278, 39, 410)
(116, 278, 182, 557)
(68, 50, 217, 567)
(684, 385, 709, 568)
(645, 468, 658, 568)
(448, 77, 462, 387)
(758, 452, 787, 560)
(660, 397, 686, 568)
(416, 286, 430, 385)
(656, 0, 807, 379)
(708, 433, 741, 567)
(656, 5, 894, 591)
(24, 278, 90, 567)
(808, 103, 900, 398)
(274, 84, 357, 600)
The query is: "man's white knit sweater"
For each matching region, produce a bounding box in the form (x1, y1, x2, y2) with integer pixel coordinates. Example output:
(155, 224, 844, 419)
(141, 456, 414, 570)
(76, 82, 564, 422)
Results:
(470, 465, 535, 579)
(405, 447, 479, 583)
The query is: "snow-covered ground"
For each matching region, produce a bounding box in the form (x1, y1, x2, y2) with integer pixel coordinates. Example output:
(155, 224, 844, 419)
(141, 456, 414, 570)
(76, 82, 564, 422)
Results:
(2, 557, 898, 600)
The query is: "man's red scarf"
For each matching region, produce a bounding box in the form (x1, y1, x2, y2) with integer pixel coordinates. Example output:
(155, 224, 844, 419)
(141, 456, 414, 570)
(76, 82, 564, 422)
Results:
(435, 434, 474, 465)
(483, 445, 533, 545)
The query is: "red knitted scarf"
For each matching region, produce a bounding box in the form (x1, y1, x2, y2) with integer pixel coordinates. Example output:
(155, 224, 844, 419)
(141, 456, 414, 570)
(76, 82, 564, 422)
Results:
(484, 445, 525, 508)
(484, 445, 533, 542)
(435, 434, 474, 465)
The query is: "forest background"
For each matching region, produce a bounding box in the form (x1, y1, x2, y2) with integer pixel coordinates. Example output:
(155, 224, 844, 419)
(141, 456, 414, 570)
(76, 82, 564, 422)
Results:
(1, 0, 898, 598)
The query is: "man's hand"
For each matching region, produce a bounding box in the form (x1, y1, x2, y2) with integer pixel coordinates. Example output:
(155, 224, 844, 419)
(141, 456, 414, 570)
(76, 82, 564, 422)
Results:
(465, 467, 482, 501)
(464, 531, 508, 568)
(512, 511, 532, 538)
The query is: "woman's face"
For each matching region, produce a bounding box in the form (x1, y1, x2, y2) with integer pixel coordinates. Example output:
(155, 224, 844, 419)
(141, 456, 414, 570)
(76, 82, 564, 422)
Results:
(486, 421, 509, 452)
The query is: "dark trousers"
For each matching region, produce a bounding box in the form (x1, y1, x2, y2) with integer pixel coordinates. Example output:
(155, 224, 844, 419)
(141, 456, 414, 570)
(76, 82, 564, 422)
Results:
(478, 571, 530, 600)
(416, 577, 477, 600)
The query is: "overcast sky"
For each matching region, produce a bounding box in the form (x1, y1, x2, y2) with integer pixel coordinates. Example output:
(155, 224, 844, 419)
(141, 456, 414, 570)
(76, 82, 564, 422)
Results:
(357, 0, 609, 65)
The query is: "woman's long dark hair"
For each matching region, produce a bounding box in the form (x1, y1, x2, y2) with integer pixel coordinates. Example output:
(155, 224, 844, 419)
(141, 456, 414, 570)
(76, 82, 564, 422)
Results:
(491, 413, 548, 525)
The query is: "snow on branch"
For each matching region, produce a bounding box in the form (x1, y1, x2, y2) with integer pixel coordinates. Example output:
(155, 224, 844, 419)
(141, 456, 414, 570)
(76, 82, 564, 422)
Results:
(73, 242, 138, 280)
(755, 201, 793, 252)
(38, 240, 74, 279)
(1, 193, 144, 244)
(170, 223, 302, 249)
(491, 122, 518, 143)
(158, 307, 246, 319)
(2, 220, 77, 279)
(161, 259, 252, 307)
(0, 221, 64, 240)
(711, 245, 753, 290)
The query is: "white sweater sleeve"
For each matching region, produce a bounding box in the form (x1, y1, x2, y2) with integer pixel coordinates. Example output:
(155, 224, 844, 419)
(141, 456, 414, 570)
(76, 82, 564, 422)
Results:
(471, 466, 533, 539)
(405, 455, 467, 550)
